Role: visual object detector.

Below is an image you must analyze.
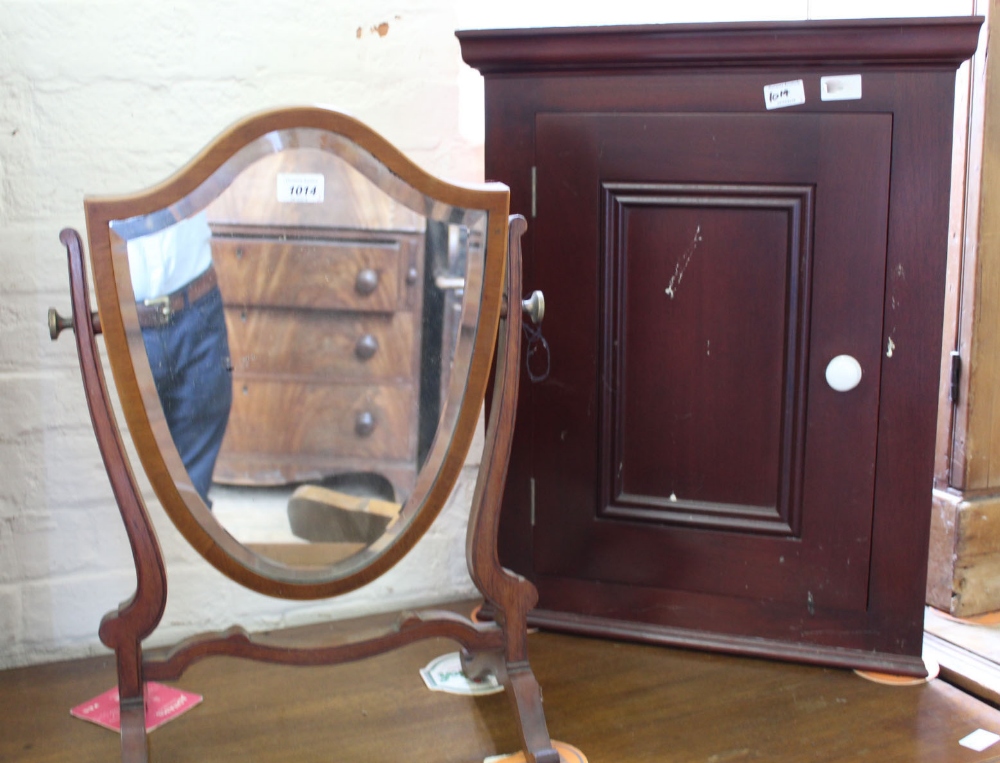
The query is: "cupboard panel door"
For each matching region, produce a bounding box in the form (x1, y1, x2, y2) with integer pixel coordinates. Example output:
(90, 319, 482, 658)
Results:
(532, 113, 891, 616)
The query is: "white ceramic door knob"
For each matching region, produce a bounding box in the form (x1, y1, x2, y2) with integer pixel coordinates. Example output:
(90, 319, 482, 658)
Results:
(825, 354, 863, 392)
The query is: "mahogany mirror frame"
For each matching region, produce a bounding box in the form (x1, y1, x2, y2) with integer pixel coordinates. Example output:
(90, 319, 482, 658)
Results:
(52, 106, 559, 763)
(84, 106, 510, 597)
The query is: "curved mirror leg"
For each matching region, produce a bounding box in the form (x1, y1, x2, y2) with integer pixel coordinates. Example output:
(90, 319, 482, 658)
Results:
(59, 228, 167, 763)
(120, 697, 149, 763)
(506, 664, 559, 763)
(460, 648, 559, 763)
(464, 216, 560, 763)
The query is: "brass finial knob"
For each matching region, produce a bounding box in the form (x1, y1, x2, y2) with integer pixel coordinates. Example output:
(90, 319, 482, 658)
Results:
(48, 308, 74, 340)
(521, 290, 545, 325)
(48, 308, 101, 340)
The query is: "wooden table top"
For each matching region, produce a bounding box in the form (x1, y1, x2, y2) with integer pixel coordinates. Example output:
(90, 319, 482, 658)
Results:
(2, 603, 999, 763)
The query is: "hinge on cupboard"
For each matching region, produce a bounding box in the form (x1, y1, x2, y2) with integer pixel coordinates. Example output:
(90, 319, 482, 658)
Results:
(949, 350, 961, 404)
(530, 477, 536, 527)
(531, 166, 537, 218)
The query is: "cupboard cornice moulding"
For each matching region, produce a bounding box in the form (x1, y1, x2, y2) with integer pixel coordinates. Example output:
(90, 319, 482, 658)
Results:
(457, 17, 984, 74)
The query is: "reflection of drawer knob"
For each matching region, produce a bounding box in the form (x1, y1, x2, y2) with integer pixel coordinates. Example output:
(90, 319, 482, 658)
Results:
(406, 266, 419, 285)
(355, 410, 376, 437)
(355, 268, 379, 296)
(355, 334, 379, 360)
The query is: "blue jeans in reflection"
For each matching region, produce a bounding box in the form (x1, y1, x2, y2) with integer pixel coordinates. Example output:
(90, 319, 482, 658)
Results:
(142, 285, 232, 505)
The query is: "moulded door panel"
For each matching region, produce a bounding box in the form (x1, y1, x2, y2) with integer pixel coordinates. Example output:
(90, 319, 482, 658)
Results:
(531, 113, 891, 622)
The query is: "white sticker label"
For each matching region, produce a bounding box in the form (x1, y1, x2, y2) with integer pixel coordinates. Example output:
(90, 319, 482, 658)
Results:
(419, 652, 504, 696)
(276, 173, 324, 203)
(821, 74, 863, 101)
(764, 79, 805, 110)
(959, 729, 1000, 752)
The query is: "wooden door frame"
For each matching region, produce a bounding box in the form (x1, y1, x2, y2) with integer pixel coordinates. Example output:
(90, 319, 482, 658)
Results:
(929, 0, 1000, 617)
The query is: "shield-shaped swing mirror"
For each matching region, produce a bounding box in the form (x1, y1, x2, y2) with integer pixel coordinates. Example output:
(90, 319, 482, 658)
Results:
(51, 106, 559, 763)
(90, 107, 503, 592)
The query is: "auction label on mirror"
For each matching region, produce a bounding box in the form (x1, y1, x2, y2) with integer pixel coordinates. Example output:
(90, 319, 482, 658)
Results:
(276, 173, 325, 203)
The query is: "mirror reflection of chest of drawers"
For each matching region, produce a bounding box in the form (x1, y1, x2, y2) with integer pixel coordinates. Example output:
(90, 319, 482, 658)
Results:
(204, 149, 426, 502)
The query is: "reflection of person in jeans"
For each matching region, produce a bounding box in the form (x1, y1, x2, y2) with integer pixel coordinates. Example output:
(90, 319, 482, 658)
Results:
(127, 211, 232, 505)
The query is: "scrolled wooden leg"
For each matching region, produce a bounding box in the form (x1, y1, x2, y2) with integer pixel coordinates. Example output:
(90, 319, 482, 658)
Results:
(460, 647, 505, 683)
(465, 218, 561, 763)
(462, 649, 559, 763)
(505, 661, 560, 763)
(119, 692, 148, 763)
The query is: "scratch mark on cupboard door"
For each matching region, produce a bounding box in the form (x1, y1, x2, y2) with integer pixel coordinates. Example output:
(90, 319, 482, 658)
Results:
(664, 224, 702, 300)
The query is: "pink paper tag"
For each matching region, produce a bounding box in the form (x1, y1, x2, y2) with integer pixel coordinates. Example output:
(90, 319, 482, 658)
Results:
(71, 682, 202, 733)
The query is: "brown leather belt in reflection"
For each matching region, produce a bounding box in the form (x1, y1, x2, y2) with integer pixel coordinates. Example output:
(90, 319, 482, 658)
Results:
(136, 266, 219, 328)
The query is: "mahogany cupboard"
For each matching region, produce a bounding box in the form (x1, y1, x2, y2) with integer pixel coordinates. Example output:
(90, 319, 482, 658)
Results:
(458, 17, 983, 674)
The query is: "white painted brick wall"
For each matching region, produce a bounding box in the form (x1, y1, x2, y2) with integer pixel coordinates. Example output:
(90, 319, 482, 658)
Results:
(0, 0, 973, 669)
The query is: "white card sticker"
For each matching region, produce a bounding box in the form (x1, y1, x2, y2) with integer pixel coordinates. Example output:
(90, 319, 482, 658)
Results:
(419, 652, 504, 696)
(821, 74, 863, 101)
(763, 79, 805, 110)
(959, 729, 1000, 752)
(276, 173, 324, 203)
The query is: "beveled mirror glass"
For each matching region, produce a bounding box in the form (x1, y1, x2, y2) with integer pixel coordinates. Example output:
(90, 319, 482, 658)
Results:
(83, 108, 508, 595)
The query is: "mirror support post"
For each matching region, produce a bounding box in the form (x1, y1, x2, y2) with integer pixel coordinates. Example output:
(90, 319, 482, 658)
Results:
(59, 229, 168, 763)
(464, 215, 559, 763)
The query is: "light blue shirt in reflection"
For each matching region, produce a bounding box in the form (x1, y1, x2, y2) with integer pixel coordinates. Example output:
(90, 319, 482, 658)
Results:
(126, 212, 213, 302)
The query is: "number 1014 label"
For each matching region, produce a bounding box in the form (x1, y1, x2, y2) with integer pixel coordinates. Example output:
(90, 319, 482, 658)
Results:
(763, 79, 805, 110)
(276, 173, 325, 203)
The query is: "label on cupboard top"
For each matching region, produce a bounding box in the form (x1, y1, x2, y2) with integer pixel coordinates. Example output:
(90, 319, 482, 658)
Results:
(763, 80, 806, 110)
(821, 74, 863, 101)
